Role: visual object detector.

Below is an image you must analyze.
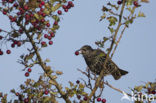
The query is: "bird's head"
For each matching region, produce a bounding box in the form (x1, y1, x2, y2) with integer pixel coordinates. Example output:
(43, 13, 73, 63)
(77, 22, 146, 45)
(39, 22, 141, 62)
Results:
(77, 45, 93, 57)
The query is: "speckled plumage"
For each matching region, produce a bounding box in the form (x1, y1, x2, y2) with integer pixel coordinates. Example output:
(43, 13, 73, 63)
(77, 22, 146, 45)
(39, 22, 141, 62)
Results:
(79, 45, 128, 80)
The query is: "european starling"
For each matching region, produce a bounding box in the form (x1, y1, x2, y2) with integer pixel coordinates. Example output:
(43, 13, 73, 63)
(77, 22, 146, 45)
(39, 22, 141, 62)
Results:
(77, 45, 128, 80)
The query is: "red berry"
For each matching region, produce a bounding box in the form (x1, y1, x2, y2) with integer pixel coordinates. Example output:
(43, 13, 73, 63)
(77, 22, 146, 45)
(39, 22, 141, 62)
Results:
(62, 5, 67, 9)
(25, 72, 29, 77)
(68, 1, 74, 7)
(102, 99, 106, 103)
(24, 98, 29, 103)
(3, 11, 7, 15)
(48, 36, 52, 40)
(76, 80, 80, 84)
(83, 96, 87, 101)
(50, 32, 55, 37)
(0, 36, 3, 40)
(66, 5, 71, 9)
(117, 0, 122, 5)
(57, 10, 62, 15)
(64, 9, 68, 12)
(44, 34, 48, 38)
(133, 1, 139, 7)
(13, 3, 18, 7)
(42, 13, 46, 17)
(41, 41, 46, 46)
(17, 41, 21, 47)
(75, 51, 79, 55)
(49, 41, 53, 45)
(0, 29, 2, 32)
(24, 5, 29, 10)
(151, 90, 156, 94)
(54, 21, 58, 25)
(41, 1, 45, 5)
(44, 90, 49, 95)
(97, 97, 101, 102)
(11, 43, 15, 48)
(15, 92, 19, 96)
(77, 95, 81, 99)
(46, 23, 50, 27)
(6, 50, 11, 54)
(0, 50, 3, 55)
(28, 68, 32, 72)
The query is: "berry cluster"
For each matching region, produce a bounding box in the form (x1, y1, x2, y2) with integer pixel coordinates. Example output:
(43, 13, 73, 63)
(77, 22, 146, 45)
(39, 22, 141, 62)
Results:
(117, 0, 139, 7)
(0, 0, 74, 57)
(25, 68, 32, 77)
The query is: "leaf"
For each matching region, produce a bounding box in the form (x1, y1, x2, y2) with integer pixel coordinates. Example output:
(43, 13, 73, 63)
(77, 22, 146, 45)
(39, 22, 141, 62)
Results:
(100, 13, 106, 21)
(69, 81, 74, 87)
(37, 33, 42, 40)
(34, 13, 39, 20)
(79, 83, 85, 89)
(138, 11, 146, 17)
(141, 0, 149, 3)
(56, 70, 63, 75)
(134, 85, 143, 92)
(51, 3, 61, 12)
(51, 75, 57, 79)
(108, 27, 114, 33)
(45, 59, 50, 62)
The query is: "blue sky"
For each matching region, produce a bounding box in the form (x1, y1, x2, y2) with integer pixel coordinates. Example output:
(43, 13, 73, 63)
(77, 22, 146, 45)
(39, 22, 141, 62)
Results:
(0, 0, 156, 103)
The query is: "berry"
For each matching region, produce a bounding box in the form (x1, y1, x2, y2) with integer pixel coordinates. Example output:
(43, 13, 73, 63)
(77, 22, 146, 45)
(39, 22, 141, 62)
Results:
(3, 11, 7, 15)
(13, 3, 18, 7)
(0, 36, 3, 40)
(54, 21, 58, 25)
(102, 99, 106, 103)
(41, 13, 46, 17)
(24, 5, 29, 10)
(77, 95, 81, 99)
(41, 1, 45, 5)
(25, 72, 29, 77)
(62, 5, 67, 9)
(15, 92, 19, 96)
(64, 9, 68, 12)
(11, 43, 15, 48)
(0, 50, 3, 55)
(117, 0, 122, 5)
(57, 10, 62, 15)
(76, 80, 80, 84)
(48, 36, 52, 40)
(28, 68, 32, 72)
(44, 34, 48, 38)
(17, 41, 21, 47)
(66, 5, 71, 9)
(68, 1, 74, 7)
(97, 97, 101, 102)
(6, 50, 11, 54)
(0, 29, 2, 32)
(83, 96, 87, 101)
(75, 51, 79, 55)
(44, 90, 49, 95)
(50, 32, 55, 37)
(41, 41, 46, 46)
(24, 98, 29, 103)
(151, 90, 156, 94)
(133, 1, 139, 7)
(49, 41, 53, 45)
(46, 23, 50, 27)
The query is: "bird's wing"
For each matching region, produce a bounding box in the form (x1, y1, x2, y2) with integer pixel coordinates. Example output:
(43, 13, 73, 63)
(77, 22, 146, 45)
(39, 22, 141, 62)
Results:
(92, 49, 118, 75)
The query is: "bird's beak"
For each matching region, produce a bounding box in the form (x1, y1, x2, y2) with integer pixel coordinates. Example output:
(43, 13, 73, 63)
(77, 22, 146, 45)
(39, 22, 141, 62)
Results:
(77, 49, 82, 54)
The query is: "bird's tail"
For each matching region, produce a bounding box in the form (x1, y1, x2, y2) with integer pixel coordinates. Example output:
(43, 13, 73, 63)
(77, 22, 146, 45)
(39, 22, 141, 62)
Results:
(111, 69, 128, 80)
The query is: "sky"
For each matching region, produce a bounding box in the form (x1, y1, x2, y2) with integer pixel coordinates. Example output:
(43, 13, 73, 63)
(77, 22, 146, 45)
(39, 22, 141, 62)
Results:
(0, 0, 156, 103)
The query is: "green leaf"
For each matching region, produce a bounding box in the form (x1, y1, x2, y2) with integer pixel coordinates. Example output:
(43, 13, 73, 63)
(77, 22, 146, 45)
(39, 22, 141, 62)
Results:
(69, 81, 74, 87)
(134, 85, 143, 92)
(138, 11, 146, 17)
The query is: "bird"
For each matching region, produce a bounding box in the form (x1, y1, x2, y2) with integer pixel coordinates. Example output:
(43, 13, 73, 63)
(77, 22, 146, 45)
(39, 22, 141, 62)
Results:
(77, 45, 128, 80)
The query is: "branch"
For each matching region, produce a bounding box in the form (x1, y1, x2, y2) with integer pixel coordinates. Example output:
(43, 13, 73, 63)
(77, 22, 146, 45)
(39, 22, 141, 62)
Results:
(24, 31, 71, 103)
(88, 0, 126, 101)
